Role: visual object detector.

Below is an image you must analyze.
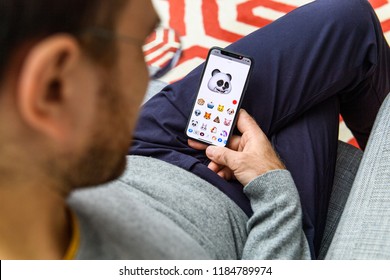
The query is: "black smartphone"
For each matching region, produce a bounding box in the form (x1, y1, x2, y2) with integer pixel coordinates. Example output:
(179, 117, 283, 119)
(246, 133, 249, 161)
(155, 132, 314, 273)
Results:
(185, 47, 253, 147)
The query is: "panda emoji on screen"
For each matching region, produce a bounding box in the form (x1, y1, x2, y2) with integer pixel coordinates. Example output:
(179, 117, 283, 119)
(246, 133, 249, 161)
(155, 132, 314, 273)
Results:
(207, 69, 232, 94)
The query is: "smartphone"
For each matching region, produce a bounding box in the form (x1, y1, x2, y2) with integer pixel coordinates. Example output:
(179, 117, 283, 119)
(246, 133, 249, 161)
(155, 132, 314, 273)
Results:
(185, 47, 253, 147)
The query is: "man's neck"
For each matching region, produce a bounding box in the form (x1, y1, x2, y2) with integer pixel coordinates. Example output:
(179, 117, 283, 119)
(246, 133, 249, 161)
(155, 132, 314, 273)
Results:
(0, 178, 72, 259)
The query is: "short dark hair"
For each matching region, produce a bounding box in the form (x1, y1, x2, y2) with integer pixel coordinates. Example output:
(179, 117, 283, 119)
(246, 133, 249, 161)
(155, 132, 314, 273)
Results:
(0, 0, 126, 82)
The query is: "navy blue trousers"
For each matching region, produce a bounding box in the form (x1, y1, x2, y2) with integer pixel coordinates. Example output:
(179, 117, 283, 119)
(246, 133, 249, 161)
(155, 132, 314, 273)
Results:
(131, 0, 390, 258)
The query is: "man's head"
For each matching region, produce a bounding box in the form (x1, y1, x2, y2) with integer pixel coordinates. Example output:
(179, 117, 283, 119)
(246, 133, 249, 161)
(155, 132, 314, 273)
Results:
(0, 0, 159, 193)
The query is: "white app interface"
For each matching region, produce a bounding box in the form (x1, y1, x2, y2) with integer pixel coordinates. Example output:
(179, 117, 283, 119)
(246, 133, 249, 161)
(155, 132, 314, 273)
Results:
(187, 50, 251, 146)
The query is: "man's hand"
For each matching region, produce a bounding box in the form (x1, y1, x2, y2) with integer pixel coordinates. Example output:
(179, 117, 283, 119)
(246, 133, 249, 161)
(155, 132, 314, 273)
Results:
(188, 109, 285, 186)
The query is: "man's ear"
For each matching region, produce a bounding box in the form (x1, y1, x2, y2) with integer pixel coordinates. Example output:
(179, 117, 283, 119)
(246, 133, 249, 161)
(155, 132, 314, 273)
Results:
(16, 35, 81, 141)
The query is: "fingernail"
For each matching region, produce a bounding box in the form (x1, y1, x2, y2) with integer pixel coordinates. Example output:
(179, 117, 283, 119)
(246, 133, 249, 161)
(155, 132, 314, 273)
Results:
(206, 146, 215, 157)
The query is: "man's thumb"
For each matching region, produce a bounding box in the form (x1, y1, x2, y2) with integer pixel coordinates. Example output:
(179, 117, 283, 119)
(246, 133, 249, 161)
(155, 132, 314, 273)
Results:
(206, 145, 233, 166)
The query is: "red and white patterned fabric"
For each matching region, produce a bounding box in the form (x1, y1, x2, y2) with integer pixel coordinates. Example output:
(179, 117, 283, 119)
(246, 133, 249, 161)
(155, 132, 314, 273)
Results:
(148, 0, 390, 147)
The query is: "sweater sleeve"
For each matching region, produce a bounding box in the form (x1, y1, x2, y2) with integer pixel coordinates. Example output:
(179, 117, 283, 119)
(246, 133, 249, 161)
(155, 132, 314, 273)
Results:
(241, 170, 311, 259)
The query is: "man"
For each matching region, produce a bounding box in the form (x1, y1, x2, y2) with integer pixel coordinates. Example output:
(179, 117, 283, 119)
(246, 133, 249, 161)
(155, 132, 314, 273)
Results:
(0, 0, 309, 259)
(131, 0, 390, 257)
(0, 0, 159, 258)
(1, 0, 389, 260)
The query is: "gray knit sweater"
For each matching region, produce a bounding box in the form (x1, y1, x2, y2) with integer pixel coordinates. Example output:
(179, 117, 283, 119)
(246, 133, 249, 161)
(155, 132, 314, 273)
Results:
(68, 156, 310, 259)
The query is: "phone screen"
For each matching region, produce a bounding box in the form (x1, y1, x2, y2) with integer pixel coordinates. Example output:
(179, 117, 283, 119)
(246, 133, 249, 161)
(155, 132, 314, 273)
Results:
(186, 47, 253, 147)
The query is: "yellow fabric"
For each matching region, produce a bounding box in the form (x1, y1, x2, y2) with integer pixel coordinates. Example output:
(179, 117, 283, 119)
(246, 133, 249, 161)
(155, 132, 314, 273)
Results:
(63, 211, 80, 260)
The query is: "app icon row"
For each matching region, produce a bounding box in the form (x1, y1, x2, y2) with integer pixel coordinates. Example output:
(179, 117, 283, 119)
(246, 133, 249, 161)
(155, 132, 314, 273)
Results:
(193, 110, 232, 125)
(188, 128, 228, 144)
(190, 120, 228, 136)
(197, 99, 235, 115)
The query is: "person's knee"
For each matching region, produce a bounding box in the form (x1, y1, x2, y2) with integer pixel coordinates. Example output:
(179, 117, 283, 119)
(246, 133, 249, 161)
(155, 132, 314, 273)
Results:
(309, 0, 376, 42)
(319, 0, 374, 27)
